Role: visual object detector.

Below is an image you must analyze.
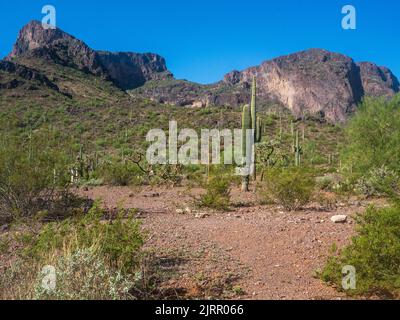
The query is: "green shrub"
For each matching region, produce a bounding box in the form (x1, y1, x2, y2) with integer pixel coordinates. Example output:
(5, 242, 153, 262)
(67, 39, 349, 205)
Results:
(34, 249, 135, 300)
(341, 95, 400, 179)
(199, 170, 232, 211)
(25, 202, 143, 272)
(99, 160, 144, 186)
(1, 202, 145, 300)
(316, 173, 342, 192)
(0, 130, 72, 223)
(355, 165, 400, 198)
(259, 167, 315, 210)
(322, 204, 400, 297)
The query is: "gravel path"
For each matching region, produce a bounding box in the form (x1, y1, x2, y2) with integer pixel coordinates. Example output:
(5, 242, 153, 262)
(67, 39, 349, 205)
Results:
(81, 186, 363, 300)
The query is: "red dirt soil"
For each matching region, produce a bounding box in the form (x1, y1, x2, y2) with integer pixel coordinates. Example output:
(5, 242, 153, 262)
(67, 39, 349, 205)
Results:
(81, 185, 364, 300)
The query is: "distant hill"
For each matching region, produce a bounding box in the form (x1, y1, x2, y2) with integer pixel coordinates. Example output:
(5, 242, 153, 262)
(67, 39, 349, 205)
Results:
(1, 20, 399, 123)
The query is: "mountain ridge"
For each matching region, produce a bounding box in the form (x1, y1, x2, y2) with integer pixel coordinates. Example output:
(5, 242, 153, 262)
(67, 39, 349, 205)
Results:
(2, 20, 399, 123)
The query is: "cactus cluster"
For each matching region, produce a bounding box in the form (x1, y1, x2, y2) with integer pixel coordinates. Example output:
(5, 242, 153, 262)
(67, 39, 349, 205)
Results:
(71, 147, 100, 184)
(241, 76, 263, 191)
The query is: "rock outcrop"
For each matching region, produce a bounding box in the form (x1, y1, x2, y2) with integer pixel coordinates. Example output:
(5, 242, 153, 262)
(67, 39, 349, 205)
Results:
(133, 49, 399, 122)
(7, 20, 106, 76)
(358, 62, 400, 97)
(97, 51, 173, 90)
(7, 21, 173, 89)
(4, 21, 400, 122)
(0, 60, 60, 91)
(222, 49, 366, 122)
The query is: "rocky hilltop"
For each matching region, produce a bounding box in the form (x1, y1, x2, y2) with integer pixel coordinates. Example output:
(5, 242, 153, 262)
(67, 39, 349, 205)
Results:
(2, 21, 399, 123)
(97, 51, 173, 90)
(222, 49, 399, 121)
(6, 20, 172, 89)
(136, 49, 399, 122)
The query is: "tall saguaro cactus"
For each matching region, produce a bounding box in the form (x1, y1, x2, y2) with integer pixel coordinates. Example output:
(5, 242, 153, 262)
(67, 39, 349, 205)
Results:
(241, 76, 263, 192)
(241, 104, 251, 191)
(294, 130, 302, 166)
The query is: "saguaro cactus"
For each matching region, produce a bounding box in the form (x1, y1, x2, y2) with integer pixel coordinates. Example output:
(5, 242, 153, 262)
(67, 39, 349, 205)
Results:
(294, 130, 302, 166)
(242, 104, 252, 192)
(241, 76, 263, 191)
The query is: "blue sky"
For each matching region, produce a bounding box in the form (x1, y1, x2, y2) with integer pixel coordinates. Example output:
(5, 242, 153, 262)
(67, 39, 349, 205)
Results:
(1, 0, 399, 84)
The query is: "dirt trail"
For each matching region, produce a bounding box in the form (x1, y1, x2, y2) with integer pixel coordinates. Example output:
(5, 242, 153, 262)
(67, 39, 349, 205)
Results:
(82, 186, 361, 300)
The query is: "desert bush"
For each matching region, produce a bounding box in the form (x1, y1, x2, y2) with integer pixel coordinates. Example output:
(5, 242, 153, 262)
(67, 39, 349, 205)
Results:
(99, 160, 144, 186)
(315, 173, 342, 192)
(341, 95, 400, 179)
(34, 249, 135, 300)
(322, 204, 400, 297)
(24, 202, 143, 272)
(259, 167, 315, 210)
(355, 165, 400, 198)
(0, 202, 144, 300)
(0, 130, 72, 223)
(198, 168, 232, 211)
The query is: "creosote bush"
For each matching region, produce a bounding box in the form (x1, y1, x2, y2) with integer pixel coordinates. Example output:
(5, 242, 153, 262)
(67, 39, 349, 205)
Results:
(34, 249, 135, 300)
(355, 165, 400, 198)
(99, 160, 144, 186)
(25, 201, 143, 272)
(258, 167, 315, 210)
(341, 95, 400, 187)
(0, 129, 72, 223)
(198, 168, 232, 211)
(0, 202, 144, 299)
(322, 204, 400, 298)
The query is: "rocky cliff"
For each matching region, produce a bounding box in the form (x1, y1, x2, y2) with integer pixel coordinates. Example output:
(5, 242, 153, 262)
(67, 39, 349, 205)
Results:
(221, 49, 366, 122)
(358, 62, 400, 97)
(97, 51, 173, 90)
(7, 21, 172, 89)
(3, 21, 399, 123)
(0, 60, 60, 91)
(132, 49, 399, 122)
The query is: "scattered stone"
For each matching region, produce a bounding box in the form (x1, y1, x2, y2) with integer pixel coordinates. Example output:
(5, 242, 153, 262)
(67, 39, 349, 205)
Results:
(143, 192, 160, 198)
(330, 215, 347, 223)
(195, 213, 209, 219)
(184, 207, 192, 214)
(175, 209, 184, 215)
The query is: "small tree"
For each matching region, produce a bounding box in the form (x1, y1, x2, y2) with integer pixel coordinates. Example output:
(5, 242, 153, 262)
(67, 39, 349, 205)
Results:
(341, 95, 400, 178)
(0, 129, 71, 222)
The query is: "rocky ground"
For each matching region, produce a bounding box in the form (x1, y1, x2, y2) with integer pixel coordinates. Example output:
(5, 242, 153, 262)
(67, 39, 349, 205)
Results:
(80, 185, 367, 300)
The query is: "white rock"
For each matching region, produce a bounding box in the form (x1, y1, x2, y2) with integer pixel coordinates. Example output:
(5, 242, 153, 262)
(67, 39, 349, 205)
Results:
(330, 215, 347, 223)
(195, 213, 209, 219)
(184, 207, 192, 214)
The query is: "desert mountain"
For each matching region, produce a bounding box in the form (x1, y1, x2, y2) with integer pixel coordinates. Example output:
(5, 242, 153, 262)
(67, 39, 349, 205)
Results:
(135, 49, 399, 122)
(2, 21, 399, 123)
(6, 20, 172, 90)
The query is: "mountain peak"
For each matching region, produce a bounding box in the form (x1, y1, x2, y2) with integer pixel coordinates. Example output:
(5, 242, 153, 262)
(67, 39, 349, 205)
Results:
(7, 20, 106, 76)
(6, 21, 173, 89)
(3, 22, 399, 123)
(8, 20, 74, 59)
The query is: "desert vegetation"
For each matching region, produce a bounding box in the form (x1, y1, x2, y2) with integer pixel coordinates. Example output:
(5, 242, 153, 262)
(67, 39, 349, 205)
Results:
(1, 62, 400, 300)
